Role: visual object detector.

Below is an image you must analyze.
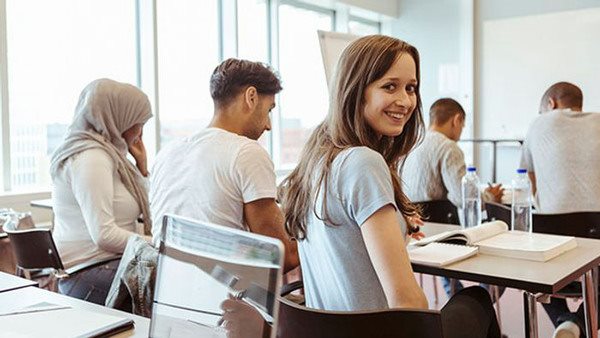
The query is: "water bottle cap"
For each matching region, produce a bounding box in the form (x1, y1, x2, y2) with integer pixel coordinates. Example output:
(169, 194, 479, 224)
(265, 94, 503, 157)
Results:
(467, 166, 477, 172)
(516, 168, 527, 174)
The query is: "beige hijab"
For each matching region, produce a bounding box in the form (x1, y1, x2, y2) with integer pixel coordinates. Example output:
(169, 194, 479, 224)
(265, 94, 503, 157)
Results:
(50, 78, 153, 235)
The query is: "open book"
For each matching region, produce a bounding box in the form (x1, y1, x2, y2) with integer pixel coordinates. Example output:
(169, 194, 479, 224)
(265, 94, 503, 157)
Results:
(408, 243, 478, 267)
(414, 221, 578, 262)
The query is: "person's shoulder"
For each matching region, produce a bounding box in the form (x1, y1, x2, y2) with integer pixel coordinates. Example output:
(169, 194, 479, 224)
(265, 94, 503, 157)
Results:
(72, 147, 112, 164)
(336, 146, 387, 171)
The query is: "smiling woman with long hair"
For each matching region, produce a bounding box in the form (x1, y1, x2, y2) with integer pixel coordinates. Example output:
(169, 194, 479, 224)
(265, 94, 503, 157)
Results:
(279, 35, 500, 338)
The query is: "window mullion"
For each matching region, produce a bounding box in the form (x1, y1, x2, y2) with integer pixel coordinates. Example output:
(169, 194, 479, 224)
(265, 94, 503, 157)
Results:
(0, 0, 11, 191)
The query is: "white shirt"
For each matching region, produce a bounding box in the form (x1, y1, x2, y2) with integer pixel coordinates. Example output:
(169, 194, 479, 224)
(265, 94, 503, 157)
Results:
(150, 128, 277, 243)
(52, 148, 143, 268)
(402, 130, 466, 207)
(520, 109, 600, 213)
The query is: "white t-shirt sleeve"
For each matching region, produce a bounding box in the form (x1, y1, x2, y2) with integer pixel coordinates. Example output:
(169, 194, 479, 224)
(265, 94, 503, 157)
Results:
(233, 143, 277, 203)
(70, 148, 138, 253)
(441, 143, 466, 207)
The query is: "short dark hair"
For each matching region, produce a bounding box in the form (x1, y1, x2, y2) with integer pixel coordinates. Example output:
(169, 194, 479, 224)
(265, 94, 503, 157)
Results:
(209, 58, 282, 107)
(429, 98, 465, 125)
(540, 82, 583, 111)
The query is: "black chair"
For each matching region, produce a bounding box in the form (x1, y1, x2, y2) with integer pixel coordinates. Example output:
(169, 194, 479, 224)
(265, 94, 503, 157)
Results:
(484, 202, 511, 224)
(277, 282, 444, 338)
(415, 200, 460, 225)
(532, 211, 600, 300)
(3, 220, 117, 291)
(533, 212, 600, 239)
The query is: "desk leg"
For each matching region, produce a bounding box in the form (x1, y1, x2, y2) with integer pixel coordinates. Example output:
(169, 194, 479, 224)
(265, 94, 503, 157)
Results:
(523, 292, 538, 338)
(583, 270, 598, 338)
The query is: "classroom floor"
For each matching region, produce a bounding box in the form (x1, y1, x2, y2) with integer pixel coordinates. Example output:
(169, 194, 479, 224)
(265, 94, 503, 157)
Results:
(418, 273, 585, 338)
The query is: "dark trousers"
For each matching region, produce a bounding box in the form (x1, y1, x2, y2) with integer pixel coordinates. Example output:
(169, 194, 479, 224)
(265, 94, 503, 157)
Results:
(541, 280, 600, 338)
(441, 286, 502, 338)
(58, 258, 121, 305)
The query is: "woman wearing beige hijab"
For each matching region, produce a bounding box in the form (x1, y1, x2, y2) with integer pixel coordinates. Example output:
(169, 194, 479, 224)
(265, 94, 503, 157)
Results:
(50, 78, 152, 305)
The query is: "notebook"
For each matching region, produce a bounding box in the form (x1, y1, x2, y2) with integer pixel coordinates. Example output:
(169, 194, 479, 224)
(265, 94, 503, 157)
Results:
(408, 243, 478, 267)
(0, 303, 134, 337)
(150, 214, 284, 338)
(414, 221, 577, 262)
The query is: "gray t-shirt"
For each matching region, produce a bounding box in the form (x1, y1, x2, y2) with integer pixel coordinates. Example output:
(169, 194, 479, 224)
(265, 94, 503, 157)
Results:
(520, 109, 600, 213)
(402, 130, 466, 207)
(298, 147, 408, 311)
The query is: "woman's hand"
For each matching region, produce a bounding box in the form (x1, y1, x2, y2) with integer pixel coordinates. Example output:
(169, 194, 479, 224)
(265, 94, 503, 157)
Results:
(407, 215, 425, 240)
(128, 138, 149, 177)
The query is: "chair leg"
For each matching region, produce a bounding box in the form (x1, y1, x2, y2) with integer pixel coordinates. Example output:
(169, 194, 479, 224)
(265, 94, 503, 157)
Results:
(433, 276, 439, 304)
(419, 273, 423, 287)
(492, 285, 503, 331)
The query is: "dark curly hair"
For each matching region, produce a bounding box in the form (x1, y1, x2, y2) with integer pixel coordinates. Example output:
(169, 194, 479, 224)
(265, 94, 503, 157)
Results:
(210, 58, 282, 107)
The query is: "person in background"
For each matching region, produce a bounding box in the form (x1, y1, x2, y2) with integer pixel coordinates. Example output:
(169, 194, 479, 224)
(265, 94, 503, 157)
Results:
(402, 98, 504, 297)
(149, 58, 299, 273)
(279, 35, 500, 338)
(50, 78, 152, 305)
(521, 81, 600, 338)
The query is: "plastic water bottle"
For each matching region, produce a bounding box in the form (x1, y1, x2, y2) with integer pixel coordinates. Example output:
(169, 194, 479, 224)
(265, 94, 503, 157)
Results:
(511, 168, 533, 233)
(461, 166, 482, 229)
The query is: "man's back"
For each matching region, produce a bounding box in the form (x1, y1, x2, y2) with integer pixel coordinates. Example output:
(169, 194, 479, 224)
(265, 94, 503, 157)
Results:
(402, 130, 466, 207)
(521, 109, 600, 213)
(149, 128, 276, 242)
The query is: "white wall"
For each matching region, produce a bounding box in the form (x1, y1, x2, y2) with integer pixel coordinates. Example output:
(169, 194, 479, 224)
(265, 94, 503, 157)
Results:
(473, 0, 600, 183)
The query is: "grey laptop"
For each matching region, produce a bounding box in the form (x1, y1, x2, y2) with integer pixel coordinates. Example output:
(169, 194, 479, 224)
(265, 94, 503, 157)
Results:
(149, 214, 284, 338)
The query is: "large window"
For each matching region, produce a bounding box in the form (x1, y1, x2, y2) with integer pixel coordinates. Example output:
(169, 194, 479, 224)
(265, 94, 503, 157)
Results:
(157, 0, 220, 146)
(349, 17, 380, 36)
(0, 0, 383, 193)
(5, 0, 137, 191)
(276, 3, 333, 168)
(237, 0, 269, 63)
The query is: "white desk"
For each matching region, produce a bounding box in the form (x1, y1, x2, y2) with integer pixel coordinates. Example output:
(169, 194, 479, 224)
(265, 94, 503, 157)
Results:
(0, 286, 149, 337)
(414, 222, 600, 338)
(0, 271, 37, 292)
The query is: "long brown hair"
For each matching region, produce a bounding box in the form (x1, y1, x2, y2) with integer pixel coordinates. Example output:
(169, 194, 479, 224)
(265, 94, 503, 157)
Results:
(279, 35, 424, 240)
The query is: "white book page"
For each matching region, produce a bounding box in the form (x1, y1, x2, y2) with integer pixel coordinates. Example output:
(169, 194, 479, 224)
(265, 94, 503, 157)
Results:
(464, 221, 508, 244)
(409, 243, 478, 266)
(477, 231, 575, 252)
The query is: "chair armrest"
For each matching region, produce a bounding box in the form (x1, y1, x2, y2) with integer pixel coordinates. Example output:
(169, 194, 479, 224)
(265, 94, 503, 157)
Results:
(281, 280, 304, 297)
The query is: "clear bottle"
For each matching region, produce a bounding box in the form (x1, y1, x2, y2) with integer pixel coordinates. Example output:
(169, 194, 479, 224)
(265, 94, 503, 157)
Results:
(511, 168, 533, 233)
(461, 166, 482, 229)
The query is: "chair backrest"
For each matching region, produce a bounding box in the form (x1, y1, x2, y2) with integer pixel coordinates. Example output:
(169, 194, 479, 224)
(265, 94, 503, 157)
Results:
(4, 227, 64, 271)
(484, 202, 511, 224)
(533, 212, 600, 239)
(276, 297, 444, 338)
(416, 200, 460, 225)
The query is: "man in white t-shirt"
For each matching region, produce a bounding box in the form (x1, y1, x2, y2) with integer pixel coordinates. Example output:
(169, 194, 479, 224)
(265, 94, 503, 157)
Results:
(521, 82, 600, 338)
(521, 82, 600, 213)
(150, 58, 298, 272)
